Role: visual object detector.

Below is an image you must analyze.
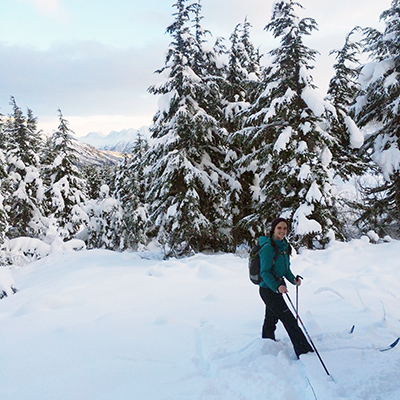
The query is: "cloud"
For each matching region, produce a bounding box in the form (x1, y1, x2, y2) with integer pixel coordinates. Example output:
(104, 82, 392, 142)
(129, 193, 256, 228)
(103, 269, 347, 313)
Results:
(18, 0, 69, 21)
(0, 40, 168, 135)
(0, 40, 165, 113)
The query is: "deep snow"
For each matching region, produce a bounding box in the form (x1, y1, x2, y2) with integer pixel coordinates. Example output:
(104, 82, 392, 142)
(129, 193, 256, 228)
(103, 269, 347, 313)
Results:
(1, 238, 400, 400)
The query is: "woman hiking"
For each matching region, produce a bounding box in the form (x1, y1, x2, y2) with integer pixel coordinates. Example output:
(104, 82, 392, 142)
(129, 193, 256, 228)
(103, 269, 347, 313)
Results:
(259, 217, 314, 358)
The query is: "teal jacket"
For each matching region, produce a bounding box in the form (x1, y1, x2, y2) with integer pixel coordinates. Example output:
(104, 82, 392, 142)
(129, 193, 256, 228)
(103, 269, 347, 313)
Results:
(259, 236, 296, 292)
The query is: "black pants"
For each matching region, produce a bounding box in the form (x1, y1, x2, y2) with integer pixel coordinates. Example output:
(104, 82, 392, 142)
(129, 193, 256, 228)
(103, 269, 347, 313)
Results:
(259, 286, 313, 358)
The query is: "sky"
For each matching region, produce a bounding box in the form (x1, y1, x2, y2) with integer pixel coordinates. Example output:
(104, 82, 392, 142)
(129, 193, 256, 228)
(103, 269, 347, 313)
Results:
(0, 0, 391, 137)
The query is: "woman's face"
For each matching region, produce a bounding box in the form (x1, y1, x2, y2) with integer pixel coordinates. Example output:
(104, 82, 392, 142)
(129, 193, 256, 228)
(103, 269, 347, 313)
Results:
(273, 221, 288, 240)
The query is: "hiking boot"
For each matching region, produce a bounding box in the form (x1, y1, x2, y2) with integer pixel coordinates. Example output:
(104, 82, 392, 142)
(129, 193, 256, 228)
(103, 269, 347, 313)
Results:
(296, 347, 314, 359)
(262, 334, 276, 341)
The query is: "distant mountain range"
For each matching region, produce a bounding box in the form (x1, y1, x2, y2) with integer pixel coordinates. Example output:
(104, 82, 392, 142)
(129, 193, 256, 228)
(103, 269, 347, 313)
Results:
(70, 136, 124, 167)
(78, 127, 150, 153)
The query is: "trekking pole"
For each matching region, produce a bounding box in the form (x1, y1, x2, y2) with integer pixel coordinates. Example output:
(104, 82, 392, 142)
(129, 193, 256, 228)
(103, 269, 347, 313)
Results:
(285, 293, 331, 377)
(295, 275, 303, 322)
(296, 284, 299, 322)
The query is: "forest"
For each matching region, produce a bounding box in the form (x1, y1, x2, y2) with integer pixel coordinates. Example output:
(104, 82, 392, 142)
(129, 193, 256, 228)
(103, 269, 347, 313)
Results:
(0, 0, 399, 261)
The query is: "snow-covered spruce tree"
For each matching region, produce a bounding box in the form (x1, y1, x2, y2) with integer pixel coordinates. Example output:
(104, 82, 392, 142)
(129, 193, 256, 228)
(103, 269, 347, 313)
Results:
(353, 0, 400, 237)
(235, 0, 343, 249)
(0, 117, 8, 244)
(225, 24, 245, 102)
(83, 184, 123, 250)
(2, 97, 46, 239)
(145, 0, 231, 256)
(114, 133, 149, 251)
(222, 19, 262, 135)
(42, 110, 88, 240)
(80, 163, 117, 201)
(98, 164, 117, 195)
(326, 28, 367, 179)
(81, 165, 103, 200)
(238, 18, 263, 104)
(190, 0, 228, 124)
(222, 19, 264, 248)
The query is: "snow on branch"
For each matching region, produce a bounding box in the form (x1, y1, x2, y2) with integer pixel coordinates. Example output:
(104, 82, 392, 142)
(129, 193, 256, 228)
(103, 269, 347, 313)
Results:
(292, 203, 322, 235)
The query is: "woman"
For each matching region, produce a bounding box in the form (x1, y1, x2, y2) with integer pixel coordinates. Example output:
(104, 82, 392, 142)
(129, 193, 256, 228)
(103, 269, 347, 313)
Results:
(259, 217, 313, 358)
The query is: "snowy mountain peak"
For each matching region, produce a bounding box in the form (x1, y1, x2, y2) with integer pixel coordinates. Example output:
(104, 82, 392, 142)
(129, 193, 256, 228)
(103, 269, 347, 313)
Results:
(78, 126, 150, 152)
(82, 131, 108, 139)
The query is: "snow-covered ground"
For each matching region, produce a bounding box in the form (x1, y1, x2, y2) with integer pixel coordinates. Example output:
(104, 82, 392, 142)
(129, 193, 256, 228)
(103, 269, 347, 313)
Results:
(1, 238, 399, 400)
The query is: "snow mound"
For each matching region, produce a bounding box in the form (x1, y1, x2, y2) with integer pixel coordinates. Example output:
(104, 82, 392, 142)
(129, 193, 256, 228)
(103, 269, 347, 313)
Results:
(1, 241, 400, 399)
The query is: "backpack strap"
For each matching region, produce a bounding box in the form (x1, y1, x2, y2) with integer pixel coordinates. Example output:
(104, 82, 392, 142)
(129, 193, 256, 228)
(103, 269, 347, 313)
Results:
(272, 247, 279, 266)
(270, 238, 279, 266)
(271, 237, 291, 259)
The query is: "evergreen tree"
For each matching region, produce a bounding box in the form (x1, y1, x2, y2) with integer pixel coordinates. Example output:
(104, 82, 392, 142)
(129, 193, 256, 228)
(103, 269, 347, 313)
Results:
(235, 0, 342, 248)
(43, 110, 88, 240)
(2, 97, 46, 239)
(0, 117, 8, 243)
(81, 165, 103, 200)
(239, 18, 263, 103)
(145, 0, 231, 256)
(83, 184, 123, 250)
(223, 19, 262, 134)
(114, 133, 149, 250)
(223, 19, 263, 248)
(191, 0, 227, 124)
(353, 0, 400, 237)
(327, 28, 367, 179)
(223, 23, 249, 135)
(98, 164, 117, 195)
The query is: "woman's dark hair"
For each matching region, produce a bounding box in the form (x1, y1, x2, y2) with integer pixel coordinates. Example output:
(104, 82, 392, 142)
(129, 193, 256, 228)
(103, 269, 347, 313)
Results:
(269, 218, 288, 237)
(270, 218, 292, 256)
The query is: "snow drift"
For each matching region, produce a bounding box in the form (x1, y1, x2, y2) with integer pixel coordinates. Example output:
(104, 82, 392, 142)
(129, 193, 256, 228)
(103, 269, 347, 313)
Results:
(1, 238, 399, 399)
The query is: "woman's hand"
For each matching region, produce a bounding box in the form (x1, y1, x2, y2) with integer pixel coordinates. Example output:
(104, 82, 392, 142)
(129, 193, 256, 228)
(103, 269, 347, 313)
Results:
(294, 275, 303, 286)
(278, 285, 288, 294)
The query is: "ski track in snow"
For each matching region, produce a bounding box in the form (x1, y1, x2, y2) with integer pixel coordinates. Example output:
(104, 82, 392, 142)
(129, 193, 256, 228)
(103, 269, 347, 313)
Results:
(0, 240, 400, 399)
